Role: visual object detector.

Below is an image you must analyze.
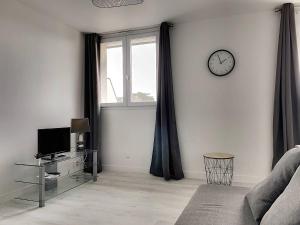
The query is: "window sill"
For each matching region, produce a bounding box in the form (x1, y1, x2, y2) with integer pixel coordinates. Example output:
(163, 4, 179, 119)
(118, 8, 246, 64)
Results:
(100, 104, 156, 110)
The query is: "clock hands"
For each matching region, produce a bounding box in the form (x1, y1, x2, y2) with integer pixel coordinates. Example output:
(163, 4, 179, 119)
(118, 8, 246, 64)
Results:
(221, 58, 228, 64)
(217, 54, 222, 64)
(217, 54, 229, 64)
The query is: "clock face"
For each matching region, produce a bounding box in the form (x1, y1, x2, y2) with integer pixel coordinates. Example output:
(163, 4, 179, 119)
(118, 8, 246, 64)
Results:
(208, 50, 235, 76)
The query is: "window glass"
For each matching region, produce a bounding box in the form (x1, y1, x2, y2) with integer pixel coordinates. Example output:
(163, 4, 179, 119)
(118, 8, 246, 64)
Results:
(130, 36, 157, 103)
(100, 41, 124, 104)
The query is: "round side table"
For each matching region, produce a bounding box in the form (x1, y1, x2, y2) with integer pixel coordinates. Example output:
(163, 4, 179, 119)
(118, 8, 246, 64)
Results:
(203, 152, 234, 186)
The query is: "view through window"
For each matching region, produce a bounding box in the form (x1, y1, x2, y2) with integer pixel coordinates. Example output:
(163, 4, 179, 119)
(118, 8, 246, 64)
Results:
(130, 36, 157, 103)
(100, 41, 123, 104)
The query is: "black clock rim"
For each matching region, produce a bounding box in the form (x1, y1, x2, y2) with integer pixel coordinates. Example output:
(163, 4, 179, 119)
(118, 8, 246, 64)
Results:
(208, 49, 235, 77)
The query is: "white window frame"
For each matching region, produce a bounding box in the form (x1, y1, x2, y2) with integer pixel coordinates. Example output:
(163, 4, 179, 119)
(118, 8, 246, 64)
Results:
(100, 30, 159, 108)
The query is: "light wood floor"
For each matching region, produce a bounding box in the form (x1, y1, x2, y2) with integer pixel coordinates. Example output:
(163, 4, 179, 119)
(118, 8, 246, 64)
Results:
(0, 171, 200, 225)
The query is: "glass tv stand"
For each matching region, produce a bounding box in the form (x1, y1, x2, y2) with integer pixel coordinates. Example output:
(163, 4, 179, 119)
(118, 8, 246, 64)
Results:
(15, 149, 97, 207)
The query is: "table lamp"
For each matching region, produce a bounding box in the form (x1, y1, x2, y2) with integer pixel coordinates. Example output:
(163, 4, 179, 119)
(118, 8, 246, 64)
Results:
(71, 118, 90, 151)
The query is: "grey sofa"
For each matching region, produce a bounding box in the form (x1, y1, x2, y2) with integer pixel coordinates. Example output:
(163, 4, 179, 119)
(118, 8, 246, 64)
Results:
(175, 184, 256, 225)
(176, 148, 300, 225)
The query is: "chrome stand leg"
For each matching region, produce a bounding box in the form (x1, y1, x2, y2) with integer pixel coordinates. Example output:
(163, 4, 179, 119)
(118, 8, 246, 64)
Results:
(93, 150, 97, 182)
(39, 166, 45, 207)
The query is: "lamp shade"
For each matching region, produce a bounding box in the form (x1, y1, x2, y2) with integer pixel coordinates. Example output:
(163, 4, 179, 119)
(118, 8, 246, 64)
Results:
(71, 118, 90, 133)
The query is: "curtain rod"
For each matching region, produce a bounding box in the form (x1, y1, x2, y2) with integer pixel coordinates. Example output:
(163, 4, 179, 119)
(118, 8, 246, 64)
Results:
(274, 5, 300, 12)
(100, 23, 174, 37)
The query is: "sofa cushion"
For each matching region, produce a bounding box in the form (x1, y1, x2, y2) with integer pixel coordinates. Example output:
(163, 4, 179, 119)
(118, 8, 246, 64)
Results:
(260, 166, 300, 225)
(175, 184, 256, 225)
(246, 147, 300, 223)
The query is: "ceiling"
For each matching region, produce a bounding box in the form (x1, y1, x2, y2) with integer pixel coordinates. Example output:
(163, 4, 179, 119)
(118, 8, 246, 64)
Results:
(17, 0, 295, 33)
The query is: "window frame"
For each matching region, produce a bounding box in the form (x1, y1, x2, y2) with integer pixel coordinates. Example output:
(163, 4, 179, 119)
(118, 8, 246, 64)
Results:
(100, 31, 159, 108)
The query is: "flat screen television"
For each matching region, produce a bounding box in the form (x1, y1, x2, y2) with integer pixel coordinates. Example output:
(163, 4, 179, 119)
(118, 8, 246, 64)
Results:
(38, 127, 70, 159)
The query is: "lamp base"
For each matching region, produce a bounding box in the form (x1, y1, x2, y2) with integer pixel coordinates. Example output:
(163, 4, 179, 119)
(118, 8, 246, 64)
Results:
(76, 133, 85, 152)
(76, 141, 85, 152)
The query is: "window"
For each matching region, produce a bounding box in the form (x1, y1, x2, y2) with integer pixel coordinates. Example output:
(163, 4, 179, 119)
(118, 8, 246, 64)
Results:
(100, 32, 158, 106)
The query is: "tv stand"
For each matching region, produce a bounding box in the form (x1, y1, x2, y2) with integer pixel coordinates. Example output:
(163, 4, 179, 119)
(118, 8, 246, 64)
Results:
(15, 149, 97, 207)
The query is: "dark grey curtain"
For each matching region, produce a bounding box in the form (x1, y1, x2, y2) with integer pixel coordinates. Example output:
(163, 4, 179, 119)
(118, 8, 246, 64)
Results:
(273, 3, 300, 167)
(150, 22, 184, 180)
(84, 33, 102, 173)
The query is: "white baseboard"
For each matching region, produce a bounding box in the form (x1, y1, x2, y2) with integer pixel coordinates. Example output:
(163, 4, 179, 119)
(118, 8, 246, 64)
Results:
(103, 164, 149, 174)
(233, 174, 263, 186)
(183, 170, 261, 187)
(102, 164, 262, 187)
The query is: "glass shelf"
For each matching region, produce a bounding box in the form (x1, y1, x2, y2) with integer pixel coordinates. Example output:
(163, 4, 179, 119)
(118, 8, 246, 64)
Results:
(15, 149, 91, 168)
(15, 167, 88, 186)
(14, 149, 97, 207)
(15, 170, 93, 203)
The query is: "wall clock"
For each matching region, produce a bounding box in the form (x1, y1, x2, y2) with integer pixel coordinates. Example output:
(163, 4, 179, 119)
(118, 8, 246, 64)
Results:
(208, 49, 235, 76)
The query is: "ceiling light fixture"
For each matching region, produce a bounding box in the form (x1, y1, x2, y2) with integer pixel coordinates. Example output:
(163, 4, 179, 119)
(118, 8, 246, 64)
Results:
(92, 0, 144, 8)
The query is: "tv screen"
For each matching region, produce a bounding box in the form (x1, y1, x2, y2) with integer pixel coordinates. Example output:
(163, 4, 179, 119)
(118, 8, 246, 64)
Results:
(38, 127, 70, 157)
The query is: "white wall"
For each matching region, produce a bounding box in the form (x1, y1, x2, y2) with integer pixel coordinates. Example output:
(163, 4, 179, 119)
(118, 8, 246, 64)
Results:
(0, 0, 83, 200)
(172, 12, 279, 183)
(102, 107, 156, 173)
(102, 11, 279, 184)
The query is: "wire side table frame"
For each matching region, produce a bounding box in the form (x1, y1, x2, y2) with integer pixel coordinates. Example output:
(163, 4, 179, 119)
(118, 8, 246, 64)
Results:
(203, 153, 234, 186)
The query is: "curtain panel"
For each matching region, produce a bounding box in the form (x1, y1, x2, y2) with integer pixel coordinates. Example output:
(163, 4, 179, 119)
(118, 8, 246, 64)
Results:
(273, 3, 300, 167)
(150, 22, 184, 180)
(84, 33, 102, 173)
